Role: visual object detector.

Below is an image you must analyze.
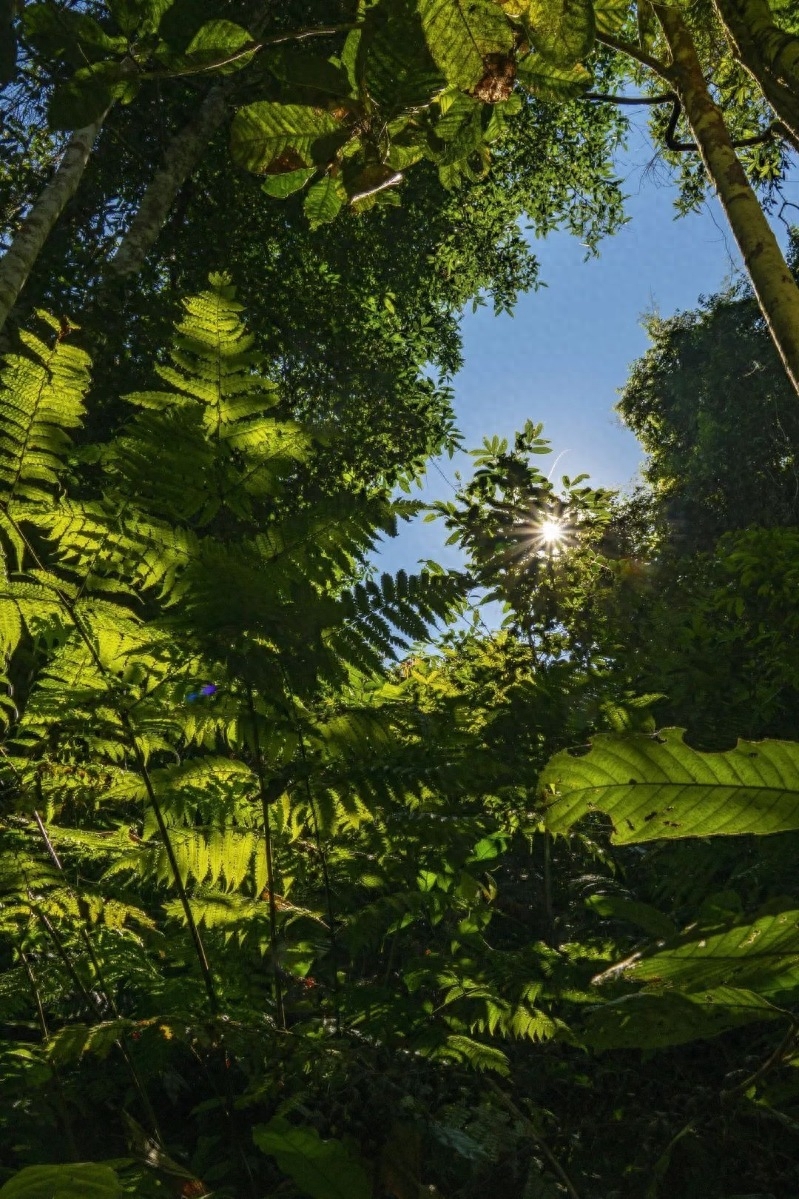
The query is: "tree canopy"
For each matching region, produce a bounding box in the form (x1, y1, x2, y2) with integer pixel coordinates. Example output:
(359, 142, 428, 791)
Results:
(4, 2, 799, 1198)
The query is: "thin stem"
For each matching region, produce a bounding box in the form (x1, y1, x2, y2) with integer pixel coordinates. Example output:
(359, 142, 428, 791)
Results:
(144, 23, 360, 79)
(246, 686, 285, 1029)
(19, 946, 80, 1162)
(486, 1080, 582, 1199)
(120, 710, 218, 1014)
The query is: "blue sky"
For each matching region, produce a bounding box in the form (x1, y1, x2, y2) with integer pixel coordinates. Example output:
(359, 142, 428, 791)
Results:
(374, 115, 765, 576)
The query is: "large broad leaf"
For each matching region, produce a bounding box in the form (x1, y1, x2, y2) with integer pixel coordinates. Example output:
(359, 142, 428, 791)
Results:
(418, 0, 514, 91)
(603, 904, 799, 996)
(516, 55, 591, 100)
(526, 0, 595, 66)
(0, 1164, 123, 1199)
(231, 103, 343, 174)
(360, 0, 446, 111)
(584, 987, 782, 1051)
(542, 729, 799, 844)
(593, 0, 631, 35)
(49, 60, 138, 129)
(107, 0, 173, 35)
(183, 19, 255, 74)
(253, 1117, 371, 1199)
(303, 175, 346, 227)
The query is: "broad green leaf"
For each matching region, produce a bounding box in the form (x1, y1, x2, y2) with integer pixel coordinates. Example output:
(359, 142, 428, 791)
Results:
(49, 61, 137, 129)
(607, 905, 799, 996)
(593, 0, 631, 35)
(516, 55, 592, 99)
(253, 1117, 371, 1199)
(107, 0, 173, 35)
(230, 102, 342, 174)
(542, 729, 799, 844)
(526, 0, 595, 67)
(261, 167, 317, 198)
(0, 1164, 123, 1199)
(585, 894, 676, 939)
(23, 6, 127, 66)
(304, 175, 347, 227)
(264, 47, 351, 96)
(184, 20, 255, 74)
(360, 0, 446, 111)
(418, 0, 514, 90)
(584, 988, 782, 1051)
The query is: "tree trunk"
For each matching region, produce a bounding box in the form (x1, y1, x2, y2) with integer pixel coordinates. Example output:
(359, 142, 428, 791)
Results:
(105, 87, 228, 280)
(654, 3, 799, 396)
(719, 0, 799, 93)
(0, 118, 105, 334)
(714, 0, 799, 152)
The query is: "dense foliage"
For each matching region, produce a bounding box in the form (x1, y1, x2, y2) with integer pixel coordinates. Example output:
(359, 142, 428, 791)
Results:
(5, 2, 799, 1198)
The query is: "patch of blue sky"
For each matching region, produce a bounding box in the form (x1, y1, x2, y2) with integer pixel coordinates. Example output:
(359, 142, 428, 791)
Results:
(372, 115, 798, 627)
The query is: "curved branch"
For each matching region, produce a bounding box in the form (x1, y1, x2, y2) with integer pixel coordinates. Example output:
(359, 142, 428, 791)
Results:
(596, 31, 674, 81)
(664, 95, 784, 151)
(583, 91, 676, 104)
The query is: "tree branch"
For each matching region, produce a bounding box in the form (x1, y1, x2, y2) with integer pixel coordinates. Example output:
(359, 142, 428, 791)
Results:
(583, 91, 676, 105)
(597, 31, 674, 81)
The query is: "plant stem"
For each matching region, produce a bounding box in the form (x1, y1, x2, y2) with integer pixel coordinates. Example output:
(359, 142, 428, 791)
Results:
(246, 686, 285, 1029)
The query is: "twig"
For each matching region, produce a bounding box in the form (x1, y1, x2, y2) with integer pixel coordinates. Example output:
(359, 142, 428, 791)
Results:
(486, 1079, 582, 1199)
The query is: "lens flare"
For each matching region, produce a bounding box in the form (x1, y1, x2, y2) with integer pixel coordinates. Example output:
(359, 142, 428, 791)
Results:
(540, 518, 565, 546)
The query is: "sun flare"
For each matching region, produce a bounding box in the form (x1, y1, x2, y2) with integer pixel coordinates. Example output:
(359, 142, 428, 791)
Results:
(540, 517, 565, 546)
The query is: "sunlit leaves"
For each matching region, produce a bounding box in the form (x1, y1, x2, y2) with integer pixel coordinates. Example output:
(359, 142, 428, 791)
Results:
(542, 729, 799, 843)
(230, 103, 343, 175)
(0, 1164, 123, 1199)
(526, 0, 596, 66)
(418, 0, 514, 91)
(183, 19, 255, 74)
(516, 55, 592, 100)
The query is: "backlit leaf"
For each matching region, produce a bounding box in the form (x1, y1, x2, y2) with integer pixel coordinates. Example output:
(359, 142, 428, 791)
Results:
(526, 0, 595, 66)
(543, 729, 799, 844)
(418, 0, 514, 90)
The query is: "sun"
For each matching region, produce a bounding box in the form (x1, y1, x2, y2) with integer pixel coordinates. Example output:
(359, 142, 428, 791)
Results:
(540, 517, 565, 547)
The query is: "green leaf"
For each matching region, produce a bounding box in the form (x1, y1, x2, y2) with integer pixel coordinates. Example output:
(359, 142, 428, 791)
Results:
(184, 19, 255, 74)
(418, 0, 514, 90)
(0, 1164, 123, 1199)
(360, 0, 446, 111)
(542, 729, 799, 844)
(23, 5, 127, 66)
(261, 167, 317, 198)
(616, 905, 799, 996)
(584, 988, 781, 1051)
(264, 47, 352, 96)
(585, 894, 676, 938)
(252, 1117, 371, 1199)
(515, 55, 592, 99)
(526, 0, 595, 67)
(304, 175, 347, 227)
(107, 0, 173, 35)
(49, 61, 137, 129)
(230, 102, 342, 174)
(593, 0, 631, 35)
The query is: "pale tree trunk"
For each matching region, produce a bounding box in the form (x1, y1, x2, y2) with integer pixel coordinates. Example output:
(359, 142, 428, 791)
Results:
(714, 0, 799, 152)
(0, 117, 105, 334)
(105, 87, 228, 280)
(719, 0, 799, 92)
(654, 3, 799, 396)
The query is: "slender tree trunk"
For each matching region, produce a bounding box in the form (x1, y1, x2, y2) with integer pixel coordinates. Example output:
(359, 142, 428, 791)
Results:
(105, 87, 227, 279)
(714, 0, 799, 152)
(719, 0, 799, 92)
(654, 3, 799, 396)
(0, 118, 105, 334)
